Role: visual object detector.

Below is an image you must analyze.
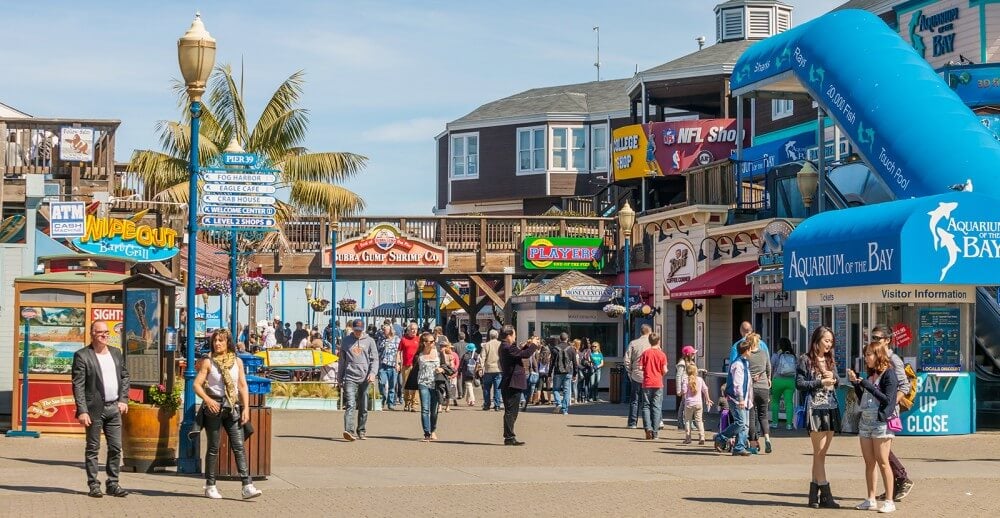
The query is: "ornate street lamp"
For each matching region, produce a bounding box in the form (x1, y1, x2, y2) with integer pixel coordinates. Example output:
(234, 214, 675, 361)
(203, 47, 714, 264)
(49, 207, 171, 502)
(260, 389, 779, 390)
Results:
(618, 201, 636, 347)
(796, 161, 819, 208)
(304, 284, 314, 328)
(415, 279, 426, 329)
(177, 12, 216, 474)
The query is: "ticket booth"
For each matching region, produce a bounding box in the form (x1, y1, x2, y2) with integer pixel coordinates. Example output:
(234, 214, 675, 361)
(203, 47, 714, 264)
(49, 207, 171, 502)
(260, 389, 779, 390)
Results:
(783, 192, 1000, 436)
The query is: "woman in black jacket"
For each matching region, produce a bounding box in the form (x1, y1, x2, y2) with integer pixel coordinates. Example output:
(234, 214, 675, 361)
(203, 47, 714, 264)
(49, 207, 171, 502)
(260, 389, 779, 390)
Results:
(847, 341, 900, 513)
(796, 326, 841, 509)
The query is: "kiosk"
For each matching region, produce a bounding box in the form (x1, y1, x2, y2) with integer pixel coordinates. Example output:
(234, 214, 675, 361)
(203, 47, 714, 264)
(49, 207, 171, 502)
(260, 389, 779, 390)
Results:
(783, 192, 1000, 435)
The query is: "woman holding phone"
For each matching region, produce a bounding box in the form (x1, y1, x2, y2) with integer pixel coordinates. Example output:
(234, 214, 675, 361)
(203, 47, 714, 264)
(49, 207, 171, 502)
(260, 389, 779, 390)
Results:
(796, 326, 841, 509)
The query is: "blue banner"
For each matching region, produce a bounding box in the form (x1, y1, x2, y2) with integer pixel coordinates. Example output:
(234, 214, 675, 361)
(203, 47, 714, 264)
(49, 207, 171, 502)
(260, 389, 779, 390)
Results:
(943, 64, 1000, 108)
(900, 372, 973, 435)
(735, 130, 816, 178)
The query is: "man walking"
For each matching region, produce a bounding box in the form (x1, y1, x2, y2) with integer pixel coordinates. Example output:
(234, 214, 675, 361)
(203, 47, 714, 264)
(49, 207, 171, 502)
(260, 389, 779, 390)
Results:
(872, 325, 915, 501)
(638, 334, 667, 439)
(729, 321, 769, 363)
(398, 322, 421, 412)
(291, 321, 308, 349)
(480, 329, 503, 411)
(498, 326, 539, 446)
(71, 319, 130, 498)
(550, 332, 577, 415)
(337, 319, 379, 441)
(623, 324, 653, 428)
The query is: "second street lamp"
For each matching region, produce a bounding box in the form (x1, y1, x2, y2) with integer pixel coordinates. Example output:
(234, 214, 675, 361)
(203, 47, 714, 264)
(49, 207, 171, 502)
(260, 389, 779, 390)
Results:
(618, 201, 636, 347)
(415, 279, 426, 330)
(304, 284, 314, 328)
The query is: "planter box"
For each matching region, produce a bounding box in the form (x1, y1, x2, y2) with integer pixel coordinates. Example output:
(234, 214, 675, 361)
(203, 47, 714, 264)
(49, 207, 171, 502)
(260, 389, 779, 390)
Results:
(121, 404, 179, 473)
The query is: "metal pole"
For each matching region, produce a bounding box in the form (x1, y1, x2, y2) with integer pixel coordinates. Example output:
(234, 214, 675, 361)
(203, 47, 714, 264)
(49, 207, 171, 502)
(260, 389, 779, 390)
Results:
(331, 224, 338, 335)
(230, 228, 238, 340)
(418, 285, 424, 329)
(7, 320, 39, 437)
(624, 236, 631, 347)
(281, 280, 286, 329)
(817, 108, 826, 213)
(435, 283, 441, 327)
(178, 99, 202, 474)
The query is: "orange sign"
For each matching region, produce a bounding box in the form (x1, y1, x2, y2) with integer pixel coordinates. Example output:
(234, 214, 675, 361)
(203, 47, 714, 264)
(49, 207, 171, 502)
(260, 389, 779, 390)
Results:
(322, 224, 447, 269)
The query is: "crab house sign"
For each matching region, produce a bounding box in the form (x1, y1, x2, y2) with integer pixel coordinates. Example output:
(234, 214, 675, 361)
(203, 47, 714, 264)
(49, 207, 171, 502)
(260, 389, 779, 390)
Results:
(322, 224, 447, 268)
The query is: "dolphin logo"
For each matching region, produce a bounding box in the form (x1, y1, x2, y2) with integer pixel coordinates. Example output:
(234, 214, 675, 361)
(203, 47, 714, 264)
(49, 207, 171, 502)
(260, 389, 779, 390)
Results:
(935, 227, 960, 281)
(927, 202, 958, 249)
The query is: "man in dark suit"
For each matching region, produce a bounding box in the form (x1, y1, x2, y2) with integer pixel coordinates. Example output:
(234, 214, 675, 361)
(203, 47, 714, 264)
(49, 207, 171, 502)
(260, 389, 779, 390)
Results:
(498, 326, 539, 446)
(71, 319, 130, 498)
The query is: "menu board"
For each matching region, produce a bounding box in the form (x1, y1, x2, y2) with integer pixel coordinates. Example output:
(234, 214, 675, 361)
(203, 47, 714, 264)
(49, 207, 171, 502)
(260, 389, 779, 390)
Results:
(18, 307, 86, 374)
(918, 307, 961, 372)
(807, 307, 821, 334)
(124, 288, 161, 383)
(833, 305, 848, 376)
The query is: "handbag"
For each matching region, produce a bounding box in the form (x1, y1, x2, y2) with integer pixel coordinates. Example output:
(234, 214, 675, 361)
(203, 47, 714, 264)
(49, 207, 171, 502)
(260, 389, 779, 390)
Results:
(794, 393, 812, 430)
(528, 371, 539, 385)
(887, 414, 903, 433)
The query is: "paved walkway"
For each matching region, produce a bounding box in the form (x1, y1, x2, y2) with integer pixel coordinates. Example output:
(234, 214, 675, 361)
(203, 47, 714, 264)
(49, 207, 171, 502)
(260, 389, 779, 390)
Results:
(1, 402, 997, 516)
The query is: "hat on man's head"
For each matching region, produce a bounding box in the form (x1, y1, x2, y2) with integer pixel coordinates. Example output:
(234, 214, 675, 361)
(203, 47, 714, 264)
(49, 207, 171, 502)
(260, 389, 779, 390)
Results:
(466, 343, 475, 352)
(352, 319, 365, 331)
(681, 345, 697, 357)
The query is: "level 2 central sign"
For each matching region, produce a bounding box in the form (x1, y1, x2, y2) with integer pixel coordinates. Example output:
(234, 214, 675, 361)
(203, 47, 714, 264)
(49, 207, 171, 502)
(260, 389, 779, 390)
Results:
(323, 224, 447, 269)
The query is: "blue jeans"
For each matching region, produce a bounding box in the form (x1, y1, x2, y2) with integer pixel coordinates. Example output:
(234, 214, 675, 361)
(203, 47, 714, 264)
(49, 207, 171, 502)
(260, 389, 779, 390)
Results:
(589, 368, 602, 401)
(627, 379, 643, 427)
(717, 397, 749, 454)
(378, 366, 398, 408)
(481, 372, 502, 409)
(641, 387, 663, 435)
(343, 380, 370, 435)
(418, 385, 440, 436)
(552, 373, 573, 413)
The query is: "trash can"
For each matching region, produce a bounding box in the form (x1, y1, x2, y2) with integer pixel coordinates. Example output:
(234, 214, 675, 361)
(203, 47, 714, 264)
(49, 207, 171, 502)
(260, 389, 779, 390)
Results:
(238, 353, 264, 376)
(216, 374, 271, 480)
(609, 363, 624, 404)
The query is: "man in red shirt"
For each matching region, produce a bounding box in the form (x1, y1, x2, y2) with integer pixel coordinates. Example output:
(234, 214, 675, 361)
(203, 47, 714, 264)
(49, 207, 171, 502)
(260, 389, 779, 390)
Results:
(397, 322, 421, 412)
(638, 334, 667, 440)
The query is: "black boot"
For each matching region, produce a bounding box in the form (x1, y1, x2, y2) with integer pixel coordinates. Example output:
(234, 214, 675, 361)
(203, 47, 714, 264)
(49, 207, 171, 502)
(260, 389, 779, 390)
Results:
(818, 483, 840, 509)
(808, 482, 819, 508)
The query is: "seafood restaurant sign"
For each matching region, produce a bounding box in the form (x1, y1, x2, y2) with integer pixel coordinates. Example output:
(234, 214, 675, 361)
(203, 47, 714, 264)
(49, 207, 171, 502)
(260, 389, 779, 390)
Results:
(72, 214, 179, 262)
(322, 224, 447, 269)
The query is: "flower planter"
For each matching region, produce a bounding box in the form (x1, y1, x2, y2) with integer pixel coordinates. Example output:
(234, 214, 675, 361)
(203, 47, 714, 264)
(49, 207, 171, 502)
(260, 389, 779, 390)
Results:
(121, 404, 179, 473)
(311, 300, 331, 312)
(242, 284, 264, 296)
(337, 303, 355, 313)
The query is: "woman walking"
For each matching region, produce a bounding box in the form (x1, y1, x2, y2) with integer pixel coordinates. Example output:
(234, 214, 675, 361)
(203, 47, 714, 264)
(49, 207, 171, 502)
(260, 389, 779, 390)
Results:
(848, 342, 899, 513)
(536, 343, 552, 404)
(577, 339, 593, 403)
(442, 344, 460, 412)
(797, 326, 841, 509)
(589, 342, 604, 402)
(405, 332, 451, 441)
(193, 329, 262, 499)
(747, 334, 773, 453)
(522, 347, 540, 410)
(770, 338, 796, 430)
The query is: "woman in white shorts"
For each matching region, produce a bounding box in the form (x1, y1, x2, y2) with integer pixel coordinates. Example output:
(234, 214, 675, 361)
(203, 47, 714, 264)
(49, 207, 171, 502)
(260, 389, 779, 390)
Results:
(847, 341, 900, 514)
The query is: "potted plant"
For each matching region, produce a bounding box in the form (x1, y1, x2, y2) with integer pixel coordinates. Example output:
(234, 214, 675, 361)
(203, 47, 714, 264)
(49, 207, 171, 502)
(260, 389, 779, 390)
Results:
(310, 298, 330, 312)
(603, 304, 626, 318)
(121, 384, 182, 473)
(338, 297, 357, 313)
(239, 276, 269, 296)
(197, 276, 230, 296)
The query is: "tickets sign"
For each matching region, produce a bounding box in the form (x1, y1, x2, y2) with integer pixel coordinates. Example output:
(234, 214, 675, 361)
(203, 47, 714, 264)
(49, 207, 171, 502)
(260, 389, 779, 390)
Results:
(322, 224, 447, 269)
(523, 236, 604, 270)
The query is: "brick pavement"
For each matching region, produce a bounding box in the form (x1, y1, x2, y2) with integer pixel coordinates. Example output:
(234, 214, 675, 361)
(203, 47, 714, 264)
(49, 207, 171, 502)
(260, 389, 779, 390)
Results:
(1, 402, 997, 517)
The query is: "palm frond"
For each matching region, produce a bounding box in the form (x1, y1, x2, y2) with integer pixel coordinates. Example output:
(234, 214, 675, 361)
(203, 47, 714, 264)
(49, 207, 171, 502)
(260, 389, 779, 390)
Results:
(249, 70, 307, 149)
(127, 150, 191, 200)
(289, 181, 365, 218)
(248, 108, 309, 162)
(278, 152, 368, 184)
(208, 65, 249, 146)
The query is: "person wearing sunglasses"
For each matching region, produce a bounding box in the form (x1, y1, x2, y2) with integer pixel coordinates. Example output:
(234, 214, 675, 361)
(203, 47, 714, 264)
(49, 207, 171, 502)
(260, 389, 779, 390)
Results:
(870, 326, 915, 502)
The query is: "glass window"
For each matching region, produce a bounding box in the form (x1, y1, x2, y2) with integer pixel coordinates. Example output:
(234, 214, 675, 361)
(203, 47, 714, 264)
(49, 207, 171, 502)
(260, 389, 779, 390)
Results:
(571, 128, 587, 170)
(591, 125, 608, 171)
(19, 288, 85, 303)
(467, 136, 478, 176)
(772, 99, 794, 119)
(517, 127, 546, 173)
(552, 128, 568, 169)
(533, 129, 545, 169)
(450, 133, 478, 178)
(519, 131, 531, 171)
(540, 321, 620, 358)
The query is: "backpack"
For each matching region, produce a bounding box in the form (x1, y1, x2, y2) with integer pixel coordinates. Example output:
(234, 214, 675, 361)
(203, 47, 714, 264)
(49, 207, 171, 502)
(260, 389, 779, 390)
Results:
(463, 353, 480, 378)
(555, 344, 574, 374)
(776, 353, 796, 377)
(898, 362, 919, 412)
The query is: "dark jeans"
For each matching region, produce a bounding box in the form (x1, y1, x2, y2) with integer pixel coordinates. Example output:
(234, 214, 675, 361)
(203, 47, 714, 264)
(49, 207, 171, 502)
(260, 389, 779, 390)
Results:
(641, 387, 663, 435)
(748, 386, 771, 442)
(501, 387, 523, 440)
(84, 402, 122, 489)
(889, 451, 908, 482)
(578, 372, 592, 401)
(482, 372, 502, 409)
(418, 385, 440, 436)
(627, 380, 643, 427)
(204, 405, 250, 485)
(343, 380, 370, 435)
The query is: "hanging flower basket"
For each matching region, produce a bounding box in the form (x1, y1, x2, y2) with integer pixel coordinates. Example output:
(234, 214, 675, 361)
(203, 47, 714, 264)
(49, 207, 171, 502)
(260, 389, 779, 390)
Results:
(338, 298, 357, 313)
(239, 276, 269, 297)
(629, 303, 648, 317)
(603, 304, 626, 318)
(196, 277, 230, 297)
(310, 298, 331, 312)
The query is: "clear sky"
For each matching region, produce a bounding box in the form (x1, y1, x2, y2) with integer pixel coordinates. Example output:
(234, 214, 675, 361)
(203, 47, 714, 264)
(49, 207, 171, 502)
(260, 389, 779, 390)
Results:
(4, 0, 844, 217)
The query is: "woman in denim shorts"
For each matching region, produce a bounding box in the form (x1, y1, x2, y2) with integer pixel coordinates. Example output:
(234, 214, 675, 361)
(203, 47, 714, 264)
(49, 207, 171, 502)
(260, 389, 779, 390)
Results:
(847, 342, 900, 513)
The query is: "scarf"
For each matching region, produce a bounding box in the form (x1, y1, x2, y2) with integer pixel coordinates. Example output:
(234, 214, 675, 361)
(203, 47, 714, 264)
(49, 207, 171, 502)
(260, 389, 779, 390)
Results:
(212, 351, 238, 408)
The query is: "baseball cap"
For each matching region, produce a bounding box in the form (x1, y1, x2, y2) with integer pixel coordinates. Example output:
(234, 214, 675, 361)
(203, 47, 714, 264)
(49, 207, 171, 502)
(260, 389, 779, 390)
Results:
(466, 343, 475, 352)
(351, 319, 365, 331)
(681, 345, 697, 357)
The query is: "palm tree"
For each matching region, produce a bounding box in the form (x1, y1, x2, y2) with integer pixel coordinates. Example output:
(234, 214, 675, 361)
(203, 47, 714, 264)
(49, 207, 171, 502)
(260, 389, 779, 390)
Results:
(129, 65, 367, 253)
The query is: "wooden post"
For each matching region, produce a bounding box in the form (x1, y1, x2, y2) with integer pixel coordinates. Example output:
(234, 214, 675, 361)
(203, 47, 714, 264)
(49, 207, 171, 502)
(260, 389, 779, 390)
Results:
(479, 217, 487, 267)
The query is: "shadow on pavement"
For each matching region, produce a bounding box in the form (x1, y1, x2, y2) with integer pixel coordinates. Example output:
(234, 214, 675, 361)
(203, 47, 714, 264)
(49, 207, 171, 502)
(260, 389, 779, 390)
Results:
(275, 435, 333, 441)
(1, 457, 82, 468)
(684, 496, 803, 508)
(376, 435, 501, 446)
(0, 484, 83, 495)
(657, 447, 718, 456)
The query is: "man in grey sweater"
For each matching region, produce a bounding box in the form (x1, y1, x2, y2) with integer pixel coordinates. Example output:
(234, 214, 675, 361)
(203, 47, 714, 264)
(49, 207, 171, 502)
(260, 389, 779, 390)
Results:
(338, 318, 379, 441)
(872, 325, 915, 501)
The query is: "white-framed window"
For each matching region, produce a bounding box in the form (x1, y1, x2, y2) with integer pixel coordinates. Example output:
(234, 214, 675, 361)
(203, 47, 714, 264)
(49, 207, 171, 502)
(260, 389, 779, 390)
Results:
(517, 126, 546, 173)
(551, 126, 587, 171)
(772, 99, 794, 120)
(450, 133, 478, 178)
(591, 124, 608, 172)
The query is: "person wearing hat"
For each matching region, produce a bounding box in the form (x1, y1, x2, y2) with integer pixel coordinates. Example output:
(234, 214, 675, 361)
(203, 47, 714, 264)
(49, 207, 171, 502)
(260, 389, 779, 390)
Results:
(459, 339, 482, 407)
(338, 318, 379, 441)
(673, 345, 698, 430)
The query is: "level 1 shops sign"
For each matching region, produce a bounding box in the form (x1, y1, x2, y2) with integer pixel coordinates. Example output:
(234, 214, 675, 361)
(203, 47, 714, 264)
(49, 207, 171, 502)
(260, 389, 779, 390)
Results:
(662, 241, 694, 296)
(72, 213, 179, 262)
(323, 224, 447, 269)
(523, 236, 604, 270)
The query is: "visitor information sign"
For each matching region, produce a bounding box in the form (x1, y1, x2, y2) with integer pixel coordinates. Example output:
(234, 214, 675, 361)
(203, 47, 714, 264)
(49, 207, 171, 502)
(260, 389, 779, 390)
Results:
(199, 152, 278, 231)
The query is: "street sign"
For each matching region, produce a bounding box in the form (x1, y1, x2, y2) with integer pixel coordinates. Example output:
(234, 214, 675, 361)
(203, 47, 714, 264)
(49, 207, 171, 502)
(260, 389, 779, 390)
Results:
(20, 307, 37, 320)
(201, 216, 276, 227)
(203, 172, 276, 184)
(202, 194, 276, 205)
(48, 201, 86, 238)
(203, 205, 277, 216)
(221, 152, 257, 166)
(203, 183, 277, 194)
(201, 166, 280, 175)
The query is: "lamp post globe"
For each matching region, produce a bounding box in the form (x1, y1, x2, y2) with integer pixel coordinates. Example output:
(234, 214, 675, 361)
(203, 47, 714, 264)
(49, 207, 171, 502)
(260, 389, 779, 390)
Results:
(177, 12, 216, 475)
(618, 201, 635, 348)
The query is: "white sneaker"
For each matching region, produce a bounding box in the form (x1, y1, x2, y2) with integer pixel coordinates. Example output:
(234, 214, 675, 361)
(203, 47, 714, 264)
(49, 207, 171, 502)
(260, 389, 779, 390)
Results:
(204, 485, 222, 499)
(878, 501, 896, 513)
(241, 483, 262, 499)
(855, 499, 877, 511)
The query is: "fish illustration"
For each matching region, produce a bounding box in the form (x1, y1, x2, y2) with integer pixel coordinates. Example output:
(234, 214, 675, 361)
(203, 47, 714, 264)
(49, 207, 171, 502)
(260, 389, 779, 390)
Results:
(927, 202, 958, 249)
(935, 227, 960, 281)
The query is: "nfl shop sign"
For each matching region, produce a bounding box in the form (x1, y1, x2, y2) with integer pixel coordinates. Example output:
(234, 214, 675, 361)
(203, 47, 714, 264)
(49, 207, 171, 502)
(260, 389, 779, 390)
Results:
(523, 237, 605, 270)
(612, 119, 749, 181)
(322, 224, 447, 269)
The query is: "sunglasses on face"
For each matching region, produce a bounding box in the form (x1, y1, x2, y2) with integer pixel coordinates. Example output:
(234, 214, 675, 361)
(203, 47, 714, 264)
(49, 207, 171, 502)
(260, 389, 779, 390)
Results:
(94, 331, 110, 336)
(872, 335, 887, 341)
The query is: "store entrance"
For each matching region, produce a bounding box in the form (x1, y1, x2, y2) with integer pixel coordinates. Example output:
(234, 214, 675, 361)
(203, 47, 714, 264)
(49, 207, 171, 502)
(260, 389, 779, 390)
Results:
(732, 298, 752, 341)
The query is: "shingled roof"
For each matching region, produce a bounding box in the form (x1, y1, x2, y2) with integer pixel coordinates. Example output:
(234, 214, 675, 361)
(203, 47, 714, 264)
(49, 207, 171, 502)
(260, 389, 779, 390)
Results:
(517, 270, 608, 298)
(450, 78, 631, 126)
(834, 0, 893, 12)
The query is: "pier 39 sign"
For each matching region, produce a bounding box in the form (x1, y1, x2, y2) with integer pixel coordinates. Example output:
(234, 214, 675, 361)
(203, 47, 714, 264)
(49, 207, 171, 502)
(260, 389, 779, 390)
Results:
(322, 224, 447, 269)
(783, 193, 1000, 290)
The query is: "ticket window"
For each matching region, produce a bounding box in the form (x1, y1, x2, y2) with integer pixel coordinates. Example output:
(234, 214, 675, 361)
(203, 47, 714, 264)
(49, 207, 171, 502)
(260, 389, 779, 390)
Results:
(870, 302, 970, 373)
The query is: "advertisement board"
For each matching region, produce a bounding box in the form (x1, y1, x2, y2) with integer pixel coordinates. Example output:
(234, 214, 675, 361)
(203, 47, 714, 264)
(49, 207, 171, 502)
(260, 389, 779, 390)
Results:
(523, 236, 604, 270)
(612, 119, 749, 181)
(323, 224, 447, 269)
(72, 214, 180, 262)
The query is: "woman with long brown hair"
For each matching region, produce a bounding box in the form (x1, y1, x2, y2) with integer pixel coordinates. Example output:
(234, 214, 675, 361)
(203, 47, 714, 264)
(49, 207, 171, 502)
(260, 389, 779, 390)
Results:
(847, 341, 900, 513)
(796, 326, 840, 509)
(193, 328, 261, 500)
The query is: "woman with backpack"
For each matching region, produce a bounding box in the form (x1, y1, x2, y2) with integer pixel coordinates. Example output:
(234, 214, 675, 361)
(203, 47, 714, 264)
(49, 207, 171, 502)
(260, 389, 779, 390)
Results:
(747, 333, 773, 454)
(460, 343, 481, 407)
(798, 326, 842, 509)
(535, 342, 552, 405)
(577, 339, 594, 403)
(770, 337, 796, 430)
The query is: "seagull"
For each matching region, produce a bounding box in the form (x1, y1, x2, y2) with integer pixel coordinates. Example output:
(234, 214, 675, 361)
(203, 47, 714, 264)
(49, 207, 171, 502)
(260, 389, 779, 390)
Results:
(927, 202, 958, 250)
(949, 179, 973, 192)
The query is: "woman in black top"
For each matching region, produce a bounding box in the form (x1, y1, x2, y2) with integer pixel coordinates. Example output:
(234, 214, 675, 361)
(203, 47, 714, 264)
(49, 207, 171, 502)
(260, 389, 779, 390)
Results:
(796, 326, 841, 509)
(847, 342, 900, 513)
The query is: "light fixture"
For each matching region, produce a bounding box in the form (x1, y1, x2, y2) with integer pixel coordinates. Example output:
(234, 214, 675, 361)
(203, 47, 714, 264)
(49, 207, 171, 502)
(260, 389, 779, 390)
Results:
(717, 235, 742, 258)
(660, 218, 689, 240)
(796, 161, 819, 208)
(201, 292, 209, 305)
(680, 298, 703, 317)
(415, 279, 426, 290)
(734, 231, 758, 252)
(304, 284, 313, 300)
(697, 237, 721, 262)
(177, 13, 216, 102)
(618, 201, 636, 233)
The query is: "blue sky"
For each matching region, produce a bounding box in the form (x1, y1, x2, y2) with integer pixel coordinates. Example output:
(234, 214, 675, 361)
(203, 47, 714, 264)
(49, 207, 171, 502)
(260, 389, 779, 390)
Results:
(4, 0, 843, 216)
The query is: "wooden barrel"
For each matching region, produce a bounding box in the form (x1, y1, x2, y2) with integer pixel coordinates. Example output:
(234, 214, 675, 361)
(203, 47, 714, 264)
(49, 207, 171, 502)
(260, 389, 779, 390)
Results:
(121, 404, 179, 473)
(216, 405, 271, 480)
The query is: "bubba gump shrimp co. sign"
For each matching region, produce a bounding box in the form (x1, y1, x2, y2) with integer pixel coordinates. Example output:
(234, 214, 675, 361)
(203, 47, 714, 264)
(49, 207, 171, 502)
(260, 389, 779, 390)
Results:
(322, 224, 447, 268)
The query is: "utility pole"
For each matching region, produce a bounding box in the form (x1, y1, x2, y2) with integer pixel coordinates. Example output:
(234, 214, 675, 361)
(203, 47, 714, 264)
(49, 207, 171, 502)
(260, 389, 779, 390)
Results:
(593, 26, 601, 82)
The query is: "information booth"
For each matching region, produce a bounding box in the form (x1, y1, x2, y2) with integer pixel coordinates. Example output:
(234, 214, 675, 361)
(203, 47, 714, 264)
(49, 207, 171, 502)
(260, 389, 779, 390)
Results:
(783, 193, 999, 436)
(11, 255, 132, 433)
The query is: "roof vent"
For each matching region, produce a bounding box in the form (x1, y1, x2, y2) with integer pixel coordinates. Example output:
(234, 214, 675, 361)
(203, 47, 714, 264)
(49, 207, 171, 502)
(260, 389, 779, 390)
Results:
(714, 0, 793, 43)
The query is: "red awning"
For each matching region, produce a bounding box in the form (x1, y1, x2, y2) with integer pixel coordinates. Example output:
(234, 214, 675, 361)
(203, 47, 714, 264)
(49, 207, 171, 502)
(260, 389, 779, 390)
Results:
(669, 260, 758, 299)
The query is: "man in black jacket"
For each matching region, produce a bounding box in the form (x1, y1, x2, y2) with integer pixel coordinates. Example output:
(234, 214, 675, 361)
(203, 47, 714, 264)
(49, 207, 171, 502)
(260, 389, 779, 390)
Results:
(498, 326, 539, 446)
(71, 319, 131, 498)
